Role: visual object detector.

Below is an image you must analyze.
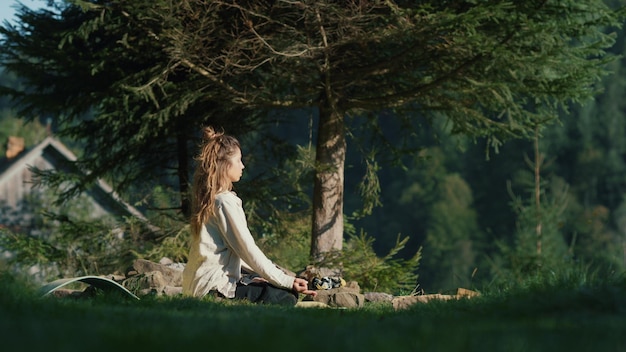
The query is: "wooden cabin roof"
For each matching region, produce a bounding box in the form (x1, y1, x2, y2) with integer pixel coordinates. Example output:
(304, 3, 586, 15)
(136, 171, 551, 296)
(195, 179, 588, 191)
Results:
(0, 136, 148, 221)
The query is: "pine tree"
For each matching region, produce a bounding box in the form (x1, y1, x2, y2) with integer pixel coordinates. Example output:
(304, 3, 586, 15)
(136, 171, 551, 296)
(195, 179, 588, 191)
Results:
(0, 0, 264, 219)
(1, 1, 624, 262)
(157, 0, 624, 260)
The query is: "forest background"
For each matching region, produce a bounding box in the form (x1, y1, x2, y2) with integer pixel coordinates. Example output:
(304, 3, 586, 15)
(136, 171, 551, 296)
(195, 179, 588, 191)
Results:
(1, 0, 626, 295)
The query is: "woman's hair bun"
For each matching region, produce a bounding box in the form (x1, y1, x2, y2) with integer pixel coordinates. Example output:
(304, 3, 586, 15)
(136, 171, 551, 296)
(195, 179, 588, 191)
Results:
(202, 126, 224, 142)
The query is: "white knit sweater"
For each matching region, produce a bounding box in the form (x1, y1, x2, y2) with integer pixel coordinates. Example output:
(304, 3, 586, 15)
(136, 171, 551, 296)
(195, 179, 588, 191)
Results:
(182, 191, 295, 298)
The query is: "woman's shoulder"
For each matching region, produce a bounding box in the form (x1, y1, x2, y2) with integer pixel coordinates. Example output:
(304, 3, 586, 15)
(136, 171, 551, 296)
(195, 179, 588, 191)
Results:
(215, 191, 242, 206)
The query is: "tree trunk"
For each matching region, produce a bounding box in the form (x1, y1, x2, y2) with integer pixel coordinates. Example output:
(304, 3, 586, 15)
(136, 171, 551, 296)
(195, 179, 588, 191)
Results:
(310, 103, 346, 261)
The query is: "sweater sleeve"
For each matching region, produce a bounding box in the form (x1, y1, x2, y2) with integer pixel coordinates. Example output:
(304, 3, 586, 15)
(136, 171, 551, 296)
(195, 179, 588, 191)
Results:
(215, 194, 295, 290)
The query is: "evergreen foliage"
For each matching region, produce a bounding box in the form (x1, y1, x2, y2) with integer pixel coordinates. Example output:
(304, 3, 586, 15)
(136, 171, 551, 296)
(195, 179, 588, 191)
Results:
(0, 0, 270, 218)
(493, 178, 572, 281)
(1, 0, 626, 291)
(0, 190, 146, 281)
(423, 172, 481, 291)
(141, 224, 190, 264)
(153, 0, 626, 257)
(341, 231, 422, 294)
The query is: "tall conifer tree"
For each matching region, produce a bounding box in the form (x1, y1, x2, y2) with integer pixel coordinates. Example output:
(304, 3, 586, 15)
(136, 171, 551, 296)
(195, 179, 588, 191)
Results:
(1, 0, 624, 261)
(0, 0, 262, 218)
(156, 0, 624, 260)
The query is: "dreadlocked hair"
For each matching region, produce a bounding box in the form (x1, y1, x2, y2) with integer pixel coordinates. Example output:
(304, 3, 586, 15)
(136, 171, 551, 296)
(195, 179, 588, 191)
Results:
(190, 126, 241, 237)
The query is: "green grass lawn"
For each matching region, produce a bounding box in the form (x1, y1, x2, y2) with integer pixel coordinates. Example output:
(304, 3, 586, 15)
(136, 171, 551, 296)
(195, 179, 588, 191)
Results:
(1, 272, 625, 352)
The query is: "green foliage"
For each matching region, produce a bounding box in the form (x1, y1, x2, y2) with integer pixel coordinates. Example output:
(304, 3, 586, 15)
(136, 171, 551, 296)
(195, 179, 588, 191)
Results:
(317, 231, 423, 295)
(256, 210, 312, 273)
(0, 0, 267, 217)
(355, 155, 383, 219)
(0, 227, 62, 266)
(132, 185, 191, 263)
(140, 225, 190, 264)
(513, 182, 569, 265)
(423, 172, 482, 291)
(243, 141, 316, 271)
(253, 196, 422, 294)
(378, 145, 482, 291)
(240, 137, 315, 236)
(486, 261, 626, 305)
(0, 216, 146, 281)
(0, 270, 39, 303)
(491, 140, 573, 282)
(0, 190, 151, 281)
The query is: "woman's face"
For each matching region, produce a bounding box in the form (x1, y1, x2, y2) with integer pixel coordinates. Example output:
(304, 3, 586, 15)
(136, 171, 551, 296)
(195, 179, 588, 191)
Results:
(226, 148, 245, 183)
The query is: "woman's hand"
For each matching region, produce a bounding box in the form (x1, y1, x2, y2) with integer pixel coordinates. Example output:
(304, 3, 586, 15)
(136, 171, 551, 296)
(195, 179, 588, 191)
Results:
(292, 277, 317, 297)
(251, 276, 268, 284)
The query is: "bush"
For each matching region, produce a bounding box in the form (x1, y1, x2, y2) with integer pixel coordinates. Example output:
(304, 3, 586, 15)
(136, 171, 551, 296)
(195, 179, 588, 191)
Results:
(0, 214, 150, 281)
(318, 231, 423, 295)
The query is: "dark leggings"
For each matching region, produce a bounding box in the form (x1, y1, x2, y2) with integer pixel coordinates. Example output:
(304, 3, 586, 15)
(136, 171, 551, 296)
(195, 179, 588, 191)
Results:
(235, 282, 298, 306)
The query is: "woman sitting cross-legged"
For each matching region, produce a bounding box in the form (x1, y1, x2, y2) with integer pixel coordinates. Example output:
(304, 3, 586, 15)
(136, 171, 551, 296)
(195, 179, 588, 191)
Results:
(182, 126, 317, 305)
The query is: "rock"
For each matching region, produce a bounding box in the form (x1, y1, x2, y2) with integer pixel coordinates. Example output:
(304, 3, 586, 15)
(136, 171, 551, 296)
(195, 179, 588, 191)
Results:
(162, 285, 183, 296)
(120, 259, 186, 297)
(457, 287, 480, 298)
(344, 280, 360, 291)
(159, 257, 174, 265)
(392, 294, 454, 310)
(296, 301, 330, 308)
(392, 288, 481, 310)
(127, 259, 183, 287)
(310, 286, 365, 308)
(123, 271, 168, 292)
(331, 291, 365, 308)
(364, 292, 394, 303)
